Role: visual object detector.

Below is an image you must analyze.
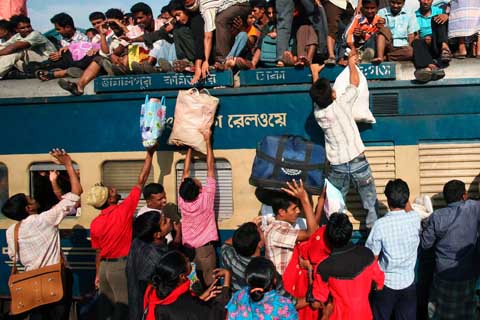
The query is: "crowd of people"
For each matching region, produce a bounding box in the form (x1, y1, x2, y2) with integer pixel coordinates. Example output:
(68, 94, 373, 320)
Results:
(1, 51, 480, 320)
(0, 0, 479, 91)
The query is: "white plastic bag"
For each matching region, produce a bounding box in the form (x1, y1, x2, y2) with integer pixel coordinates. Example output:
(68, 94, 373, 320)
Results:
(333, 65, 376, 124)
(168, 88, 219, 154)
(324, 179, 346, 219)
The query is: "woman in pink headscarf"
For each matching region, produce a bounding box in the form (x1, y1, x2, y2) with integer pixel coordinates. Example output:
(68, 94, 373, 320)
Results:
(0, 0, 27, 20)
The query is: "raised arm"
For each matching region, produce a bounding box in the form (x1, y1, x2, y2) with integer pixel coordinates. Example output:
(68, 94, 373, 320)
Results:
(49, 170, 63, 201)
(204, 129, 215, 178)
(282, 179, 318, 241)
(136, 145, 157, 189)
(315, 187, 327, 226)
(50, 148, 82, 196)
(182, 148, 193, 181)
(348, 52, 360, 87)
(310, 63, 325, 84)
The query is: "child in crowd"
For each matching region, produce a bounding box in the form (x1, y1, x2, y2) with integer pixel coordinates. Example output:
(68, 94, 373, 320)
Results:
(178, 129, 218, 287)
(85, 28, 99, 42)
(144, 250, 231, 320)
(412, 0, 450, 82)
(373, 0, 419, 63)
(310, 52, 378, 229)
(0, 19, 15, 43)
(311, 213, 384, 319)
(227, 257, 298, 319)
(344, 0, 384, 63)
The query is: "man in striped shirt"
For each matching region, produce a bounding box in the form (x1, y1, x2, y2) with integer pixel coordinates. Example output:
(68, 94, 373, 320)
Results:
(310, 52, 378, 229)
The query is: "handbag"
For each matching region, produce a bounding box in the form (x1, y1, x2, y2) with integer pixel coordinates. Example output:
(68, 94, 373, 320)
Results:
(140, 95, 167, 147)
(249, 135, 326, 195)
(8, 222, 65, 315)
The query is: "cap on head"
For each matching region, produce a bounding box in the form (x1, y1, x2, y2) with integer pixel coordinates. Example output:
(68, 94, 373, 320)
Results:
(85, 185, 109, 209)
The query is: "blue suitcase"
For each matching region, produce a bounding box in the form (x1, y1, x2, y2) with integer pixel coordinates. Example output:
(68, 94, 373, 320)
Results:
(249, 135, 326, 195)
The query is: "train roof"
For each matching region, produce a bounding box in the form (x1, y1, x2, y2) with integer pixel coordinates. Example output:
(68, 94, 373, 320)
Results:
(1, 59, 480, 99)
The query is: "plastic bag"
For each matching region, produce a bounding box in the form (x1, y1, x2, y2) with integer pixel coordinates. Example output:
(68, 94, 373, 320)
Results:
(140, 95, 167, 147)
(324, 179, 346, 219)
(333, 65, 376, 123)
(168, 88, 219, 154)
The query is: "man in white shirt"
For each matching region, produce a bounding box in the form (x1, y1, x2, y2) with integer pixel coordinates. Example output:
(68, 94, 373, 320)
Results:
(2, 148, 82, 319)
(310, 52, 378, 229)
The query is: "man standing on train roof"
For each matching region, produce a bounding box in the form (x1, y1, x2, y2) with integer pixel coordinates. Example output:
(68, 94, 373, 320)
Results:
(85, 144, 157, 320)
(309, 51, 378, 229)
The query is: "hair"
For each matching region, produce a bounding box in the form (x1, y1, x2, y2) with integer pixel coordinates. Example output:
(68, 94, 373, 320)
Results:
(143, 183, 165, 200)
(443, 180, 466, 204)
(179, 178, 200, 202)
(105, 8, 125, 20)
(89, 11, 106, 21)
(310, 78, 333, 109)
(362, 0, 379, 6)
(133, 211, 161, 242)
(233, 222, 261, 257)
(161, 5, 171, 14)
(0, 19, 13, 33)
(271, 195, 298, 216)
(245, 257, 276, 302)
(151, 251, 188, 299)
(169, 0, 186, 12)
(252, 0, 267, 9)
(50, 13, 75, 28)
(9, 15, 30, 28)
(130, 2, 153, 16)
(384, 179, 410, 209)
(326, 213, 353, 248)
(1, 193, 29, 221)
(85, 28, 98, 35)
(266, 0, 276, 9)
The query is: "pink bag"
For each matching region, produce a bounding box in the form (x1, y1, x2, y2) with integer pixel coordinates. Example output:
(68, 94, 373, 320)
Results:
(68, 41, 100, 61)
(168, 89, 219, 154)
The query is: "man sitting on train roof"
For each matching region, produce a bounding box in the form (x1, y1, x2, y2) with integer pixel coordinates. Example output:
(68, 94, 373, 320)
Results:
(0, 15, 56, 79)
(85, 144, 157, 320)
(310, 51, 378, 230)
(0, 19, 15, 43)
(264, 179, 318, 275)
(1, 148, 82, 319)
(372, 0, 418, 64)
(411, 0, 450, 82)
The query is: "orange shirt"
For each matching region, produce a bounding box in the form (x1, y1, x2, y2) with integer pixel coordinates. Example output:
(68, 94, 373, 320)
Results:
(345, 14, 381, 45)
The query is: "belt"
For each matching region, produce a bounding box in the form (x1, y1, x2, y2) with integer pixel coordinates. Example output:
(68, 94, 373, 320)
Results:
(101, 256, 127, 262)
(201, 241, 217, 247)
(350, 153, 366, 163)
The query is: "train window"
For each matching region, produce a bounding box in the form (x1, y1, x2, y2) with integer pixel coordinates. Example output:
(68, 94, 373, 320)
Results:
(0, 163, 8, 218)
(102, 161, 154, 210)
(176, 159, 233, 221)
(29, 162, 81, 217)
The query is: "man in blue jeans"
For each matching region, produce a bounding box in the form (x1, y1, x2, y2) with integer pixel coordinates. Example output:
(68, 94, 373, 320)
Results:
(309, 52, 378, 228)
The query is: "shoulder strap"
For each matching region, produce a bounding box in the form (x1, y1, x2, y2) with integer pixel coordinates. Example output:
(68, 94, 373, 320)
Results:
(12, 222, 21, 275)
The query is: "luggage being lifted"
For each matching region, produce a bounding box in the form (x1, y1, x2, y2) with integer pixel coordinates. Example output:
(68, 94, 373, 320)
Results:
(249, 135, 326, 195)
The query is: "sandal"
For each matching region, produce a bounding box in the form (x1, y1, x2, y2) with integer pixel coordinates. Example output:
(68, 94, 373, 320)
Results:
(324, 56, 336, 66)
(295, 56, 310, 68)
(58, 79, 84, 96)
(440, 48, 452, 63)
(35, 69, 55, 81)
(235, 57, 253, 70)
(453, 52, 466, 59)
(173, 60, 192, 73)
(281, 51, 295, 66)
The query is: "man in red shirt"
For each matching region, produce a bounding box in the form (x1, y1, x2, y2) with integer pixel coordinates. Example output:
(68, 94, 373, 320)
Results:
(87, 145, 156, 320)
(311, 213, 384, 320)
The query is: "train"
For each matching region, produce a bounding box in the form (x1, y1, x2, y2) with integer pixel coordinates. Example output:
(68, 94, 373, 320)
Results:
(0, 61, 479, 299)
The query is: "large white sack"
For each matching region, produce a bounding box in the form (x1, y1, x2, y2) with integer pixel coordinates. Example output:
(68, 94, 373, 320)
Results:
(168, 88, 219, 154)
(333, 66, 376, 124)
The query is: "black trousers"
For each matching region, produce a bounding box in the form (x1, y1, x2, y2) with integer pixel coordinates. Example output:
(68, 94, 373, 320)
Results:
(370, 283, 417, 320)
(45, 51, 95, 71)
(413, 19, 448, 68)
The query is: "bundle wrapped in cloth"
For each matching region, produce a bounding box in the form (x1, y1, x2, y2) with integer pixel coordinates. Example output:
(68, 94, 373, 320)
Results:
(168, 88, 219, 154)
(140, 95, 167, 147)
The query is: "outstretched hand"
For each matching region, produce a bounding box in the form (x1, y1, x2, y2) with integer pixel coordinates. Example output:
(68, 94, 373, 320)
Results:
(50, 148, 72, 166)
(281, 179, 308, 201)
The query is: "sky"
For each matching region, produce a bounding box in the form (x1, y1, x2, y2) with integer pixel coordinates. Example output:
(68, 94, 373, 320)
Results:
(28, 0, 169, 33)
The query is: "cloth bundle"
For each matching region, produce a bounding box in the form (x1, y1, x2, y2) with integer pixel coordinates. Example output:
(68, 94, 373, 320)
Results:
(333, 65, 376, 123)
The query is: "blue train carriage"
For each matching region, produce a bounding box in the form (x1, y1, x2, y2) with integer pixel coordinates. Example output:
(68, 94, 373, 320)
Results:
(0, 60, 480, 301)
